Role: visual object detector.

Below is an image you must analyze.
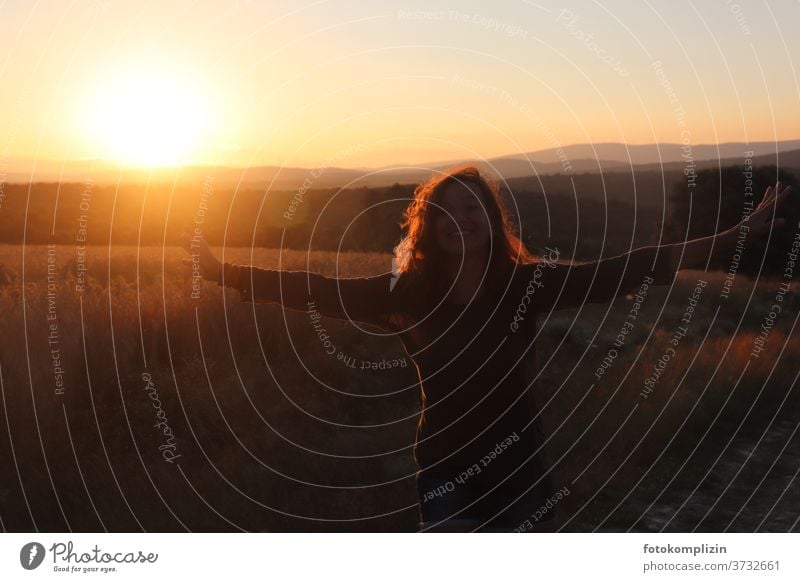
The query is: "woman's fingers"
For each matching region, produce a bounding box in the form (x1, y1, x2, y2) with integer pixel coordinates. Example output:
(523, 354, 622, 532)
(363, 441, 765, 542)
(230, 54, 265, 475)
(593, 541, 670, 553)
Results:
(769, 181, 792, 204)
(768, 181, 782, 206)
(761, 183, 792, 216)
(755, 182, 791, 215)
(179, 225, 194, 253)
(757, 185, 773, 210)
(740, 181, 792, 239)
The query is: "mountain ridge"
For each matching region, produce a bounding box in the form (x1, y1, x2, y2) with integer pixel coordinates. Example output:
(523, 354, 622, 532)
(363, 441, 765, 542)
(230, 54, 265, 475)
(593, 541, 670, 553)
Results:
(7, 139, 800, 188)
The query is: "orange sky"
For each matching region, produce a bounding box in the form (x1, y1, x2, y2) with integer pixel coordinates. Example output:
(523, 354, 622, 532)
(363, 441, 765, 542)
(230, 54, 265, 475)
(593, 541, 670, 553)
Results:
(1, 0, 799, 171)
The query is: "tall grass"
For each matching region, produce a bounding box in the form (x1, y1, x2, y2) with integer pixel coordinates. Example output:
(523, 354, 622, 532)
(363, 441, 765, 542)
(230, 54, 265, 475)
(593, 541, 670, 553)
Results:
(0, 244, 797, 531)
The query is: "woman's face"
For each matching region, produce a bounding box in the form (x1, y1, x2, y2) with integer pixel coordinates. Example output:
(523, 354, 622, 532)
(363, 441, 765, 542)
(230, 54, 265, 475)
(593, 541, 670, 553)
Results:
(433, 182, 492, 258)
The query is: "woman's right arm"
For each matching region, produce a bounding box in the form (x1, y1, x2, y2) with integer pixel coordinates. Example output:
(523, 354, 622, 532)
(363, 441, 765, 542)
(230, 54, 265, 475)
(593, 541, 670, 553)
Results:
(180, 228, 396, 330)
(218, 263, 396, 330)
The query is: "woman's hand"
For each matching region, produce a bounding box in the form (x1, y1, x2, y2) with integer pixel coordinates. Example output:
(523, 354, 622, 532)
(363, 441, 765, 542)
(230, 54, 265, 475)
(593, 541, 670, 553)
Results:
(180, 226, 222, 281)
(671, 180, 793, 271)
(735, 180, 793, 239)
(711, 180, 793, 261)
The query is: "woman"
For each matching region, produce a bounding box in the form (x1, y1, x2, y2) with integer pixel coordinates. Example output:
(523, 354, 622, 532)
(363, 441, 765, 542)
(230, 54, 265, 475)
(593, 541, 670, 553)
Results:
(182, 166, 791, 532)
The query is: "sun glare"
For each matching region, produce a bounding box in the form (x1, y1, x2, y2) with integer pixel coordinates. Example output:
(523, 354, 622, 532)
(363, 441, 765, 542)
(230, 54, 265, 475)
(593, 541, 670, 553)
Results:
(85, 64, 214, 167)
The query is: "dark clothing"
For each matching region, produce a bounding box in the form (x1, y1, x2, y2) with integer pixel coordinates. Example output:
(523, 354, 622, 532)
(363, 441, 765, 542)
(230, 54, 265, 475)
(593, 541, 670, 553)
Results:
(219, 245, 676, 527)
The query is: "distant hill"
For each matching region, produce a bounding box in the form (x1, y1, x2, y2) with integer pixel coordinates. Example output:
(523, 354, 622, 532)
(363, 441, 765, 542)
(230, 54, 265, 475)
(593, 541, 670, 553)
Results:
(6, 139, 800, 189)
(494, 139, 800, 166)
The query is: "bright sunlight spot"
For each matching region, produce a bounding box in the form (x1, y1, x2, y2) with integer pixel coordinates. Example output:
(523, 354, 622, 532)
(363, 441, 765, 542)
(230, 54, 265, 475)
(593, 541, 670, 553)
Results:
(84, 63, 215, 167)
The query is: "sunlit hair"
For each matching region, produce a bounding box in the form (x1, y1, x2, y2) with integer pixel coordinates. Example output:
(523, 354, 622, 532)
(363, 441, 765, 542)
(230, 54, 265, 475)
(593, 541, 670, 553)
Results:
(392, 164, 536, 305)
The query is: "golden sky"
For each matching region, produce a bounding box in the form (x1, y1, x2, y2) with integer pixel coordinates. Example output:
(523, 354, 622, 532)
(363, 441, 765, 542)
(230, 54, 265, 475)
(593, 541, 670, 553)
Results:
(1, 0, 799, 171)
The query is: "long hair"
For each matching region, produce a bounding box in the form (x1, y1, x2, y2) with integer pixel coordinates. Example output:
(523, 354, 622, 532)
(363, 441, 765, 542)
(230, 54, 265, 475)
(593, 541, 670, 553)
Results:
(392, 164, 536, 307)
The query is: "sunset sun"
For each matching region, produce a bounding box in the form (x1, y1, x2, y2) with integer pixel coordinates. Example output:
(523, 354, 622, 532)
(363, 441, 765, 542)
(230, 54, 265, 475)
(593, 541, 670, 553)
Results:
(84, 65, 215, 167)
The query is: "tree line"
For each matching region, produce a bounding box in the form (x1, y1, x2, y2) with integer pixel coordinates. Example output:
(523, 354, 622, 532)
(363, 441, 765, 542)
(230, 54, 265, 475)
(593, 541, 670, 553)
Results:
(0, 165, 795, 275)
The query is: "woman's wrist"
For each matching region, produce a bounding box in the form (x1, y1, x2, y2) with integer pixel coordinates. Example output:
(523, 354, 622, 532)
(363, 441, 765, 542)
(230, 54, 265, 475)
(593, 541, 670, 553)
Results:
(202, 261, 224, 283)
(215, 262, 242, 288)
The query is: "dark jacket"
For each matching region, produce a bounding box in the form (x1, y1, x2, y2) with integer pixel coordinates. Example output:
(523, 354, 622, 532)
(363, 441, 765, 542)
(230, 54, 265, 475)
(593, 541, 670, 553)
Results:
(217, 245, 675, 512)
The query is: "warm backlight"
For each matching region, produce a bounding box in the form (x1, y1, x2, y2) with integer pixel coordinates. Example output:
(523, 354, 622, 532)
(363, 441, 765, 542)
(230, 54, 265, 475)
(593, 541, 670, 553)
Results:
(84, 64, 214, 167)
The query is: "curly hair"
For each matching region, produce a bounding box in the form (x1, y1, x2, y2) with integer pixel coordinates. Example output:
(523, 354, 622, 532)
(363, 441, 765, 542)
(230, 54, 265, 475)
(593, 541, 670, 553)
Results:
(392, 164, 536, 306)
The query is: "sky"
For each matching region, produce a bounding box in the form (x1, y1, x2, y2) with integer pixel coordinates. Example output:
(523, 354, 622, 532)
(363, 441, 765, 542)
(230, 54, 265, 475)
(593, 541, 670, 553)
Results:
(1, 0, 799, 170)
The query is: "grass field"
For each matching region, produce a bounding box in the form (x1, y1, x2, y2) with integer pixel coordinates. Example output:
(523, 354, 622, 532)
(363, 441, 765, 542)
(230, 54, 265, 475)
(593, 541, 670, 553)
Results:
(1, 244, 798, 532)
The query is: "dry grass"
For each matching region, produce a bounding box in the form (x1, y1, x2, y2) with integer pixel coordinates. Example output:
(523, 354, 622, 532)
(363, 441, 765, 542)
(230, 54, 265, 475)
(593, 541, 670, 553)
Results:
(0, 244, 798, 531)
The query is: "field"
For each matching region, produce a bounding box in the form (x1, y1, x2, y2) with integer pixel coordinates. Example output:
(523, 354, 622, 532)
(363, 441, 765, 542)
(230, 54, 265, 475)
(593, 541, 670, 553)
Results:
(0, 244, 798, 532)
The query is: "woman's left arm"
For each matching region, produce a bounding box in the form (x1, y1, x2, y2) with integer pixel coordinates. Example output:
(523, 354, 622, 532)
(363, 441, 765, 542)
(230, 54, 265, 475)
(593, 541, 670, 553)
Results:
(530, 181, 793, 313)
(666, 180, 793, 272)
